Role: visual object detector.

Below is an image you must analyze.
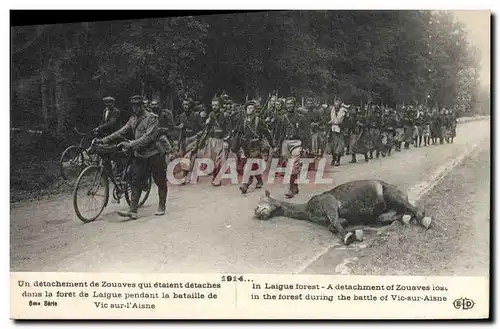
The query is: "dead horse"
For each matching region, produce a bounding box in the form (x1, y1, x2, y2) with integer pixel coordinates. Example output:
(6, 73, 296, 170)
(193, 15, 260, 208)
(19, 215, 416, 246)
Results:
(254, 179, 432, 245)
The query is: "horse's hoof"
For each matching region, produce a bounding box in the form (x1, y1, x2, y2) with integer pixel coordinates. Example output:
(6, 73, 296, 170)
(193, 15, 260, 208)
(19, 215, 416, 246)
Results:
(402, 214, 411, 225)
(354, 229, 364, 242)
(344, 232, 354, 245)
(422, 216, 432, 229)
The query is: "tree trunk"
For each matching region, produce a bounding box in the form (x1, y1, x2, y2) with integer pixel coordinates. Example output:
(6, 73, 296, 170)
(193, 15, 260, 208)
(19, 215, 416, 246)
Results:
(54, 63, 67, 137)
(40, 75, 50, 131)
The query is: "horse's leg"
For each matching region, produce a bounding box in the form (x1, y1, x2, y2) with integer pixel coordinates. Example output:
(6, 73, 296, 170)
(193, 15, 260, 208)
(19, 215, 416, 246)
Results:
(317, 194, 363, 245)
(383, 184, 432, 229)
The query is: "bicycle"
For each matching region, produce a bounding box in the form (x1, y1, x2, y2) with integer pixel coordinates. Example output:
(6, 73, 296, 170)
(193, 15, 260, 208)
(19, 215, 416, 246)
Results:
(72, 139, 152, 223)
(59, 127, 100, 184)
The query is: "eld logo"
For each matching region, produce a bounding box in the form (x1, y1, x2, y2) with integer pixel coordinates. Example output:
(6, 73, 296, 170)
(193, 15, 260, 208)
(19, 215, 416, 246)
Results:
(453, 298, 475, 310)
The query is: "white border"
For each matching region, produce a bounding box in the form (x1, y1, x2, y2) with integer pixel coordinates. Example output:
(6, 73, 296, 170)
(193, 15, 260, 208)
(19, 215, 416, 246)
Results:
(3, 2, 498, 328)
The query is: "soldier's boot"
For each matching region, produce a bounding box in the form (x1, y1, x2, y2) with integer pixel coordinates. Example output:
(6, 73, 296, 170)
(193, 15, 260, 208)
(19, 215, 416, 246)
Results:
(349, 154, 357, 163)
(117, 186, 140, 219)
(285, 174, 299, 198)
(387, 146, 392, 156)
(404, 142, 410, 149)
(369, 151, 374, 159)
(418, 136, 423, 147)
(240, 176, 254, 194)
(364, 153, 369, 162)
(376, 150, 380, 159)
(255, 175, 264, 189)
(450, 137, 454, 144)
(335, 154, 341, 166)
(330, 154, 336, 166)
(155, 189, 167, 216)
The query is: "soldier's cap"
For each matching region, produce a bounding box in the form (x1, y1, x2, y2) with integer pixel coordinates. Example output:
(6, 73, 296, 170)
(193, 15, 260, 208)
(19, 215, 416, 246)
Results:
(151, 100, 159, 105)
(103, 96, 115, 102)
(245, 100, 257, 108)
(285, 96, 296, 103)
(212, 96, 221, 102)
(130, 95, 143, 104)
(341, 103, 351, 109)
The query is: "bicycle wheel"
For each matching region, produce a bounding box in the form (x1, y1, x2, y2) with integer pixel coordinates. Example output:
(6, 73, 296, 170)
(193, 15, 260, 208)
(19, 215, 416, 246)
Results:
(73, 165, 109, 223)
(60, 145, 87, 184)
(124, 174, 152, 208)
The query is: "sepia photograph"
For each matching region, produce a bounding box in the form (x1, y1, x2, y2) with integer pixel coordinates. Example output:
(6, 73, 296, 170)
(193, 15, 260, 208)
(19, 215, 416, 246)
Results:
(9, 8, 491, 319)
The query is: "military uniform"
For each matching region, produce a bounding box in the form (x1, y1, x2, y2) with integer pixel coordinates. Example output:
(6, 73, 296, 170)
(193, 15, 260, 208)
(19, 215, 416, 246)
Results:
(280, 97, 307, 198)
(101, 95, 168, 218)
(403, 107, 415, 149)
(202, 97, 231, 186)
(238, 100, 273, 194)
(329, 101, 347, 166)
(380, 109, 395, 157)
(348, 107, 369, 163)
(393, 110, 404, 151)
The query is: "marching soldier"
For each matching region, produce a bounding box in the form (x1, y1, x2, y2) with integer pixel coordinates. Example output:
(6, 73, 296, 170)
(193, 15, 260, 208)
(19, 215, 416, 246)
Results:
(380, 107, 395, 157)
(177, 98, 205, 182)
(421, 107, 432, 147)
(348, 106, 369, 163)
(280, 96, 307, 198)
(444, 108, 457, 143)
(238, 100, 274, 194)
(393, 106, 404, 151)
(402, 105, 414, 149)
(328, 99, 348, 166)
(200, 95, 231, 187)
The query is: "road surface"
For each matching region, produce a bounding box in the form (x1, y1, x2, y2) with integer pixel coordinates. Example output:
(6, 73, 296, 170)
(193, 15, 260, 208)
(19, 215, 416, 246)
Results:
(10, 119, 490, 275)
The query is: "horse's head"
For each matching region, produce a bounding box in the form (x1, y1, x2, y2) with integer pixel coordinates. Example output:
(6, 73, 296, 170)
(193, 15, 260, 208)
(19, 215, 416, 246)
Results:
(254, 190, 283, 220)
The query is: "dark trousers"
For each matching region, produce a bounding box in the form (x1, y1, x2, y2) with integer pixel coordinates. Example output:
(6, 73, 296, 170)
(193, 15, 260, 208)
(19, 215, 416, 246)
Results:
(129, 153, 167, 210)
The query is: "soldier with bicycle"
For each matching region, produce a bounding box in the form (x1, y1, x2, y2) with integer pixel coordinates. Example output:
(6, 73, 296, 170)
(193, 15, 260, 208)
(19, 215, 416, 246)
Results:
(99, 95, 170, 219)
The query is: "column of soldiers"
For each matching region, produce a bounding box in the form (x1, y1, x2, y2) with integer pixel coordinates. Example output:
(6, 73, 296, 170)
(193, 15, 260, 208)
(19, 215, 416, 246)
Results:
(98, 93, 459, 208)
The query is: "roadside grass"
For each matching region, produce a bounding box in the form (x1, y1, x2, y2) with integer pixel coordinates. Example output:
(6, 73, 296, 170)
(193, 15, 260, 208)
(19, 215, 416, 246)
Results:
(350, 147, 490, 276)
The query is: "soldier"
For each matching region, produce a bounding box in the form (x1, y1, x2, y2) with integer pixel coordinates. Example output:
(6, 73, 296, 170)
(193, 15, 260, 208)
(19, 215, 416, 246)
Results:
(143, 98, 151, 112)
(421, 108, 432, 147)
(366, 104, 381, 159)
(393, 106, 404, 151)
(280, 96, 307, 198)
(176, 98, 205, 182)
(238, 100, 273, 194)
(444, 108, 457, 143)
(267, 97, 287, 177)
(93, 96, 121, 136)
(430, 106, 441, 145)
(201, 96, 231, 187)
(413, 106, 424, 148)
(402, 105, 414, 149)
(309, 103, 327, 163)
(328, 99, 348, 166)
(343, 107, 352, 156)
(99, 95, 169, 219)
(380, 107, 395, 157)
(348, 106, 370, 163)
(438, 108, 448, 144)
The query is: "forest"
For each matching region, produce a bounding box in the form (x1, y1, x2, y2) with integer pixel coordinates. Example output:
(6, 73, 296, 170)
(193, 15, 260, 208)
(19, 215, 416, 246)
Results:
(10, 11, 490, 198)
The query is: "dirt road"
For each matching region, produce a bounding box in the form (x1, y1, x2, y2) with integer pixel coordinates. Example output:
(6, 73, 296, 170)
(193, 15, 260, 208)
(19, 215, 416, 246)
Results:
(10, 119, 490, 275)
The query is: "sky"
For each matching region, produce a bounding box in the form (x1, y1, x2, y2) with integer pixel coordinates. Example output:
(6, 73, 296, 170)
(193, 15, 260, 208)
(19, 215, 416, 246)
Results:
(451, 10, 491, 88)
